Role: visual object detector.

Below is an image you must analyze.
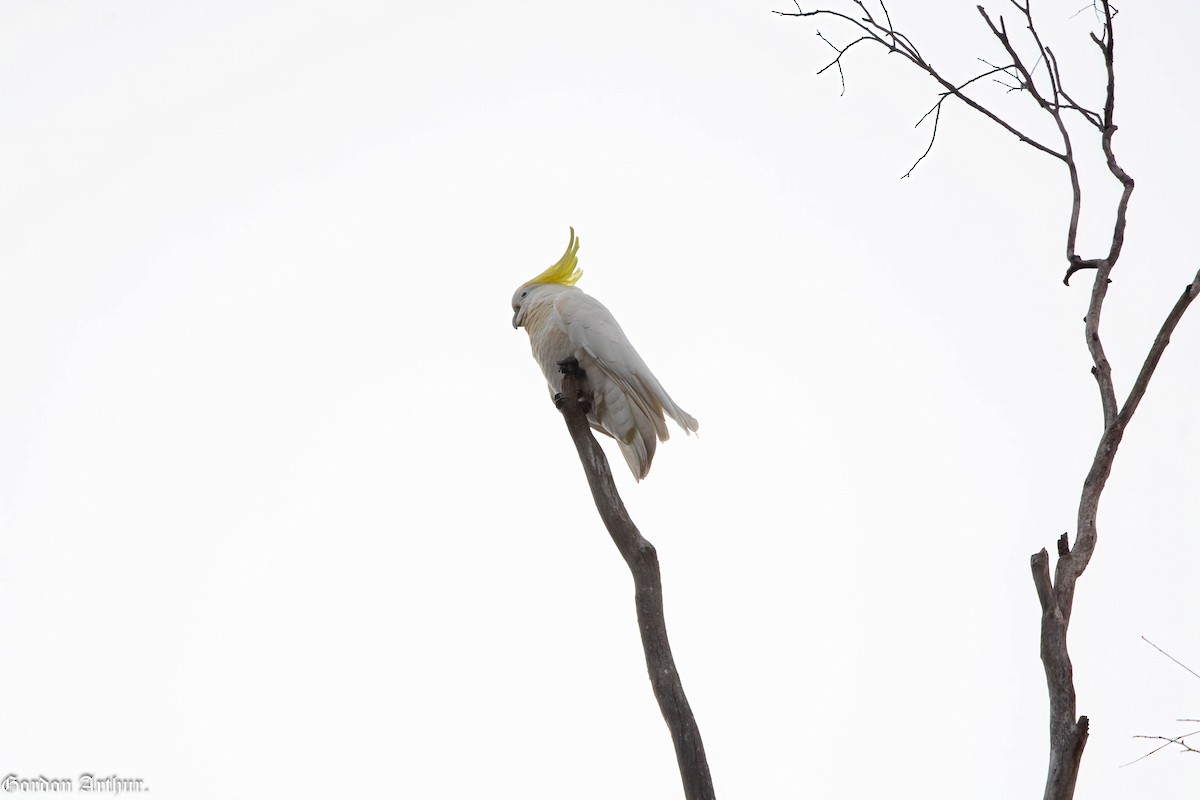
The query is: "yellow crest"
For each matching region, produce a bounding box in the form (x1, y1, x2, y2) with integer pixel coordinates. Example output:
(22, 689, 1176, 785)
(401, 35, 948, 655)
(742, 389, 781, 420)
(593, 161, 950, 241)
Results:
(521, 228, 582, 288)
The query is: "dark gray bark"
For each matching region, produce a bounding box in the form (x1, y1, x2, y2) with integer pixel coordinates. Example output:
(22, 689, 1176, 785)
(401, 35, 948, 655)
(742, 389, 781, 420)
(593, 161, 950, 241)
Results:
(554, 368, 715, 800)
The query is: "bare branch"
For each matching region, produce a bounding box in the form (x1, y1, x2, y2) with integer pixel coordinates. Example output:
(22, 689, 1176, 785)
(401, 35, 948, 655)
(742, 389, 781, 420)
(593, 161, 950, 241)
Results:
(1082, 263, 1119, 428)
(1069, 1, 1106, 23)
(1046, 47, 1103, 128)
(1099, 100, 1135, 267)
(775, 4, 1067, 166)
(1118, 740, 1175, 767)
(1141, 635, 1200, 681)
(1118, 269, 1200, 427)
(902, 63, 1025, 179)
(878, 0, 897, 49)
(977, 4, 1088, 270)
(815, 31, 867, 93)
(1132, 733, 1200, 754)
(1030, 547, 1056, 614)
(1120, 730, 1200, 767)
(902, 101, 940, 179)
(1117, 637, 1200, 767)
(1016, 1, 1063, 106)
(556, 368, 715, 800)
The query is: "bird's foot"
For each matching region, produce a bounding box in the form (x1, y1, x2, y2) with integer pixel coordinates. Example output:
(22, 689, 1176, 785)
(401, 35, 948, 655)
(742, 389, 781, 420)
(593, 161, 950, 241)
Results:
(552, 389, 591, 414)
(556, 356, 585, 378)
(556, 358, 590, 413)
(576, 392, 592, 415)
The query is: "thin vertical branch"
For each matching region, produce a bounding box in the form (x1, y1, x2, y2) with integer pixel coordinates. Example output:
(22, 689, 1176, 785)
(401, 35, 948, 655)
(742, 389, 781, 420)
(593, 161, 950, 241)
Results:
(1116, 268, 1200, 430)
(556, 369, 715, 800)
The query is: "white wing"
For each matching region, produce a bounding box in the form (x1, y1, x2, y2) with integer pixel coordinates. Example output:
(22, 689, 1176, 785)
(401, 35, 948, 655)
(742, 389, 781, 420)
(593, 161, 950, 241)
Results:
(553, 290, 698, 480)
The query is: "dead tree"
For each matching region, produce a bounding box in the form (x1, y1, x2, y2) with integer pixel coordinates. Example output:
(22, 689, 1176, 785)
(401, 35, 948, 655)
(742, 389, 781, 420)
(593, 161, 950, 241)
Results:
(775, 2, 1200, 799)
(553, 362, 715, 800)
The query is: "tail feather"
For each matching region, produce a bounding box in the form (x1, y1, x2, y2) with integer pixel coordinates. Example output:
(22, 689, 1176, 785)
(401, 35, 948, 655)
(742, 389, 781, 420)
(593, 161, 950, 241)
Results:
(589, 374, 651, 480)
(669, 404, 699, 434)
(608, 401, 658, 481)
(576, 353, 696, 481)
(615, 423, 656, 481)
(635, 374, 698, 437)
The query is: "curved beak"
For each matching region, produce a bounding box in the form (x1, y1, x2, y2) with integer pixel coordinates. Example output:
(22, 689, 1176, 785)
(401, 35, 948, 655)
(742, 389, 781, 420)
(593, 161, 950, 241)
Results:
(512, 310, 520, 329)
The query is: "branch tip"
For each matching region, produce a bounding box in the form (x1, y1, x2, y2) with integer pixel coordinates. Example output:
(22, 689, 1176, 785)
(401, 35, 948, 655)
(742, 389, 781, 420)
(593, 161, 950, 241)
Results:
(1030, 548, 1054, 614)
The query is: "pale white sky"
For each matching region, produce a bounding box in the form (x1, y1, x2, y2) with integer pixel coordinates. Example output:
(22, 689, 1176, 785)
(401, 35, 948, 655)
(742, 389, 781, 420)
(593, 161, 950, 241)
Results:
(2, 2, 1198, 798)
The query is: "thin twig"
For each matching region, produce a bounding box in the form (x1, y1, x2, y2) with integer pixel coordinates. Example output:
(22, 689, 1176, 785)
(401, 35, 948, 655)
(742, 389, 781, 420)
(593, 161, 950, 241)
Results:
(903, 63, 1020, 178)
(1046, 47, 1103, 128)
(776, 4, 1067, 169)
(902, 102, 940, 179)
(1141, 635, 1200, 682)
(1133, 733, 1200, 752)
(815, 30, 854, 94)
(1120, 731, 1200, 767)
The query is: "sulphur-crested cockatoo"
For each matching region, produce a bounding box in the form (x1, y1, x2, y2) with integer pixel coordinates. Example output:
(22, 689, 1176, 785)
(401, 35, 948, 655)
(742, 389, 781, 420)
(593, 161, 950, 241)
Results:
(512, 228, 698, 480)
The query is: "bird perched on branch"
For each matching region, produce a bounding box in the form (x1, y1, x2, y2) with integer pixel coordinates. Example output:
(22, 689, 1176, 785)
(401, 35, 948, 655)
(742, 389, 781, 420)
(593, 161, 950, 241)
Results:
(511, 228, 698, 480)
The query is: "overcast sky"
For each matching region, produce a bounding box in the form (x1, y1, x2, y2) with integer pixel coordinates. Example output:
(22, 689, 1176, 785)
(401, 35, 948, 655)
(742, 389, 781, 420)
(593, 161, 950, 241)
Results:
(2, 2, 1198, 798)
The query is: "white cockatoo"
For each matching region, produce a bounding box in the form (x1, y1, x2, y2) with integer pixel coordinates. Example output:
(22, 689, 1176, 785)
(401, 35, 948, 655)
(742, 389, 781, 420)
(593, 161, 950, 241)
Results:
(512, 228, 698, 480)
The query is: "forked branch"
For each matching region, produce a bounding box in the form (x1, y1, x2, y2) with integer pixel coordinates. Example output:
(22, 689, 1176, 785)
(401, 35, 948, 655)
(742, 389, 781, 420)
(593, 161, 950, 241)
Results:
(1125, 731, 1200, 763)
(775, 1, 1068, 172)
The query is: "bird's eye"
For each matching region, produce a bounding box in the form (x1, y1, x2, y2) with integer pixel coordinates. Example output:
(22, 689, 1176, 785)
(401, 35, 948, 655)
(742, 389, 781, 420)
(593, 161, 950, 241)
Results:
(520, 290, 528, 298)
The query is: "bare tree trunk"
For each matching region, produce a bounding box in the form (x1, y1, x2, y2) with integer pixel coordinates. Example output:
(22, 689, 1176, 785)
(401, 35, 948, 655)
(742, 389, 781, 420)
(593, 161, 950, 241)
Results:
(554, 368, 715, 800)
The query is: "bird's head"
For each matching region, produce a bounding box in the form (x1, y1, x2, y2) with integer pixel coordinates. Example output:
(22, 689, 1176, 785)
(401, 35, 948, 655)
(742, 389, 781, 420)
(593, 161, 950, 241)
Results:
(512, 227, 582, 329)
